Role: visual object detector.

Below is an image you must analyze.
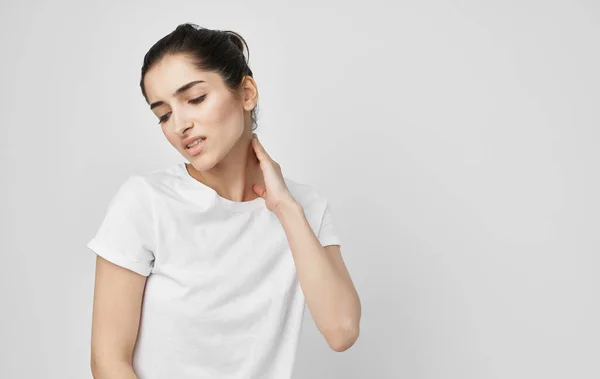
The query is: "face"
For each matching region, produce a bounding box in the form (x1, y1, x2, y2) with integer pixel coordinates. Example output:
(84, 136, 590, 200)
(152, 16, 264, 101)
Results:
(143, 54, 257, 171)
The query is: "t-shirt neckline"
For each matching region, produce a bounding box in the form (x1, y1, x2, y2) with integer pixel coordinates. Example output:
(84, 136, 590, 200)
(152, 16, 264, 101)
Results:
(178, 162, 265, 212)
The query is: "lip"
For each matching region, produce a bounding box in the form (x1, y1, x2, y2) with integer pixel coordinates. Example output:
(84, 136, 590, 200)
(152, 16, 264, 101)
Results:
(185, 137, 206, 156)
(182, 135, 206, 148)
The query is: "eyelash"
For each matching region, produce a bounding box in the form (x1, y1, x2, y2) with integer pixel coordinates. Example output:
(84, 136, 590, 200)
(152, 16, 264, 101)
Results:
(157, 95, 207, 125)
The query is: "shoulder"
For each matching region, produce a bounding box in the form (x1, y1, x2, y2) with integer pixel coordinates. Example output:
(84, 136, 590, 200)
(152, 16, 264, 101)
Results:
(129, 163, 184, 196)
(283, 176, 328, 211)
(111, 166, 174, 209)
(106, 175, 154, 216)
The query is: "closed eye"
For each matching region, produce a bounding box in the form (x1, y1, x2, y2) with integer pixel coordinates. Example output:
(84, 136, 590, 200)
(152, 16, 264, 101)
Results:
(188, 95, 206, 104)
(157, 95, 207, 124)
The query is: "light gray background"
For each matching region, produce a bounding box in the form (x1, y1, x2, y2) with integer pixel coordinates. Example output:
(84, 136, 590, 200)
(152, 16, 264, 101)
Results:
(1, 1, 598, 378)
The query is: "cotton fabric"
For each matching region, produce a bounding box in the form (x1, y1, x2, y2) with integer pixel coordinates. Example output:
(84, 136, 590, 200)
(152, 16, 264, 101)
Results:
(86, 162, 341, 378)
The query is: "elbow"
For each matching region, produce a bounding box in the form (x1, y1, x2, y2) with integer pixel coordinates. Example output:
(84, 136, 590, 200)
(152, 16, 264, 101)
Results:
(90, 356, 102, 377)
(327, 301, 362, 352)
(326, 323, 360, 352)
(90, 358, 105, 378)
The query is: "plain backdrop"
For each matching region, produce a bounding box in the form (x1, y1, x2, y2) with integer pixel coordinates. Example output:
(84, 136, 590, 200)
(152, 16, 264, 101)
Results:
(1, 1, 599, 378)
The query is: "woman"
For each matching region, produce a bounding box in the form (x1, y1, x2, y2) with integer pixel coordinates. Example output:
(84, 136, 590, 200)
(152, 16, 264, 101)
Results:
(88, 23, 361, 379)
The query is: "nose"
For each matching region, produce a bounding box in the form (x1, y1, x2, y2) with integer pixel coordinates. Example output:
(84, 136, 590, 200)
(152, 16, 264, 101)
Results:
(173, 110, 194, 135)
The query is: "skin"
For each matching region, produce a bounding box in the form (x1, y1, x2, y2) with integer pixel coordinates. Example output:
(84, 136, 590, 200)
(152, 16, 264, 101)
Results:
(143, 53, 288, 207)
(91, 51, 359, 379)
(140, 53, 361, 351)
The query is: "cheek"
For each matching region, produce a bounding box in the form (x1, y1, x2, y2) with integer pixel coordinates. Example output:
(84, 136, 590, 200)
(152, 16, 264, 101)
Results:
(206, 96, 242, 126)
(163, 130, 181, 149)
(205, 97, 246, 139)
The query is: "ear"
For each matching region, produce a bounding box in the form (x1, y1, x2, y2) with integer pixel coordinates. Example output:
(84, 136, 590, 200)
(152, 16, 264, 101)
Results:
(242, 75, 259, 111)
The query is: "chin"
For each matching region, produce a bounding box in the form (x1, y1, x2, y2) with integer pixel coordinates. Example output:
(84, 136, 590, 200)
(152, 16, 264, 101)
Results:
(187, 157, 210, 171)
(187, 153, 219, 172)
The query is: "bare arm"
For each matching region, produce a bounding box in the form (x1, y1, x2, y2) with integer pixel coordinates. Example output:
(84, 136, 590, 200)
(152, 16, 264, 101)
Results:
(90, 255, 147, 378)
(275, 201, 361, 352)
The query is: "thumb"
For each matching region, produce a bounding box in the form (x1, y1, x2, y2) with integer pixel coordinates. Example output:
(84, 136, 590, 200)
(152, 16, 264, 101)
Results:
(252, 184, 267, 199)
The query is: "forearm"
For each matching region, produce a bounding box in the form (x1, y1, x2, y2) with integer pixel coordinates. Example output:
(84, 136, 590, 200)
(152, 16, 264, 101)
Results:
(275, 200, 360, 345)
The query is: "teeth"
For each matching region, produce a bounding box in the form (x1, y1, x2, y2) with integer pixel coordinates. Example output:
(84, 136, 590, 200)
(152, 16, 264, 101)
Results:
(186, 138, 203, 148)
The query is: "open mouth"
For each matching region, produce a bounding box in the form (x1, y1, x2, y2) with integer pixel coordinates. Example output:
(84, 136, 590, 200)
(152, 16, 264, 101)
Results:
(185, 137, 205, 149)
(185, 137, 206, 155)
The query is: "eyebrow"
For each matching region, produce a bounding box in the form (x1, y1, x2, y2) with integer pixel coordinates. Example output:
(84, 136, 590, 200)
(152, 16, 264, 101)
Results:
(149, 80, 206, 109)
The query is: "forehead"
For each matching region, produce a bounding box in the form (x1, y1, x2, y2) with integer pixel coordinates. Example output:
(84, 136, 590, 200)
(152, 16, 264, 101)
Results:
(144, 54, 220, 102)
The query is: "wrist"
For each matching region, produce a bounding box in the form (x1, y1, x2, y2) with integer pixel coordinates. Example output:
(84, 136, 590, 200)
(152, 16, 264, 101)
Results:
(275, 198, 303, 218)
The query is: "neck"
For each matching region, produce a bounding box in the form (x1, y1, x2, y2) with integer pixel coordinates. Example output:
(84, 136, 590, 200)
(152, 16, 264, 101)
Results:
(186, 131, 263, 202)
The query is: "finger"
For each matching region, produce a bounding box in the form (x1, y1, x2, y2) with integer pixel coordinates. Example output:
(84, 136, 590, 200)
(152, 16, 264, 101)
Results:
(252, 183, 267, 198)
(252, 134, 272, 161)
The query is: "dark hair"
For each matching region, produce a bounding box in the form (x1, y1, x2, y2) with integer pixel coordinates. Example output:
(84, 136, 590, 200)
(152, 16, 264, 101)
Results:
(140, 23, 259, 131)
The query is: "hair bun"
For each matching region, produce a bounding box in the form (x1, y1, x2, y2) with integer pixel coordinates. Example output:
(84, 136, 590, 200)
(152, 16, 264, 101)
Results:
(224, 31, 245, 54)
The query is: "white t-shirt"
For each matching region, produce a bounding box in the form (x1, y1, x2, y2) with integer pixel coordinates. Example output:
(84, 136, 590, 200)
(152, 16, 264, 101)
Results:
(86, 162, 341, 379)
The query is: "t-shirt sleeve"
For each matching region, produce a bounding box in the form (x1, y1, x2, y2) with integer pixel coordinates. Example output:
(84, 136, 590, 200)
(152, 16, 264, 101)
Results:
(317, 200, 342, 247)
(86, 175, 156, 276)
